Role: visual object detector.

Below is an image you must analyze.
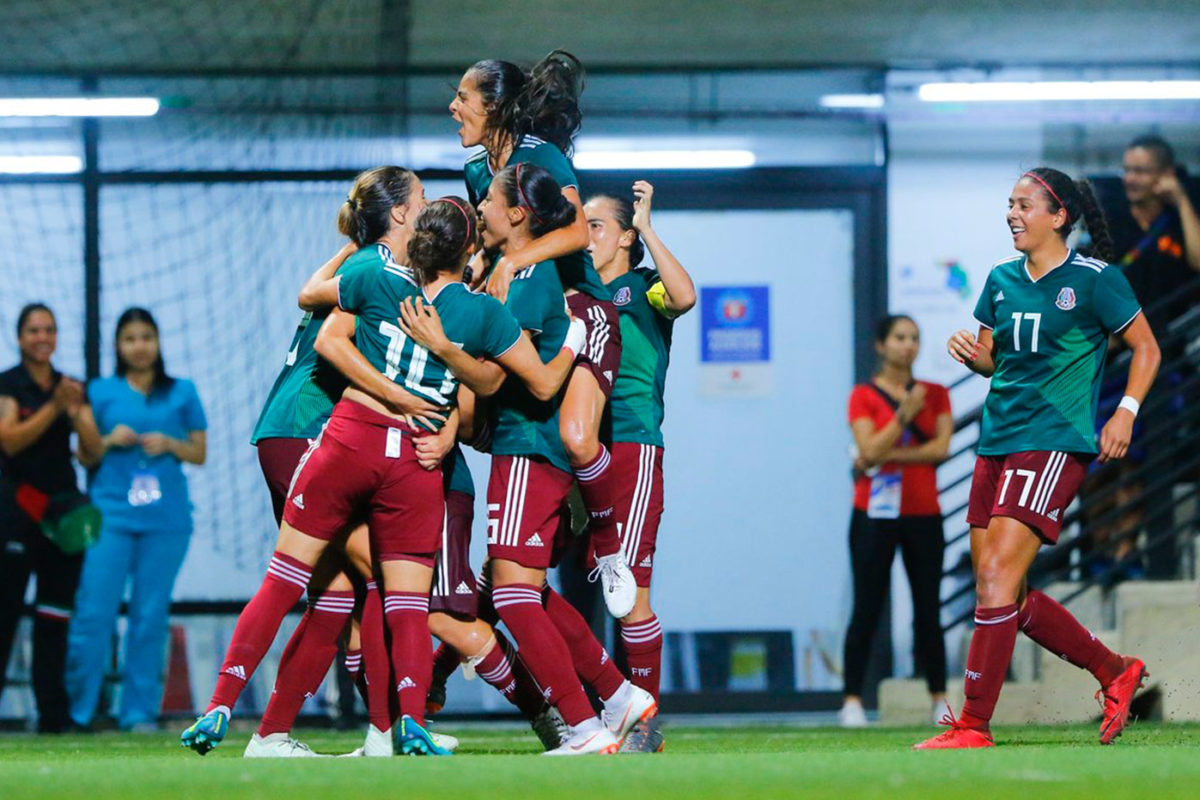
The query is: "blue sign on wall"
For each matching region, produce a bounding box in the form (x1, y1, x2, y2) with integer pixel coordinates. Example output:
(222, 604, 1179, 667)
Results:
(700, 285, 770, 363)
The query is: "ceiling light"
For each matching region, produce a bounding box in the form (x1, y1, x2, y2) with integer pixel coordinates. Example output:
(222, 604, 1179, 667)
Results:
(819, 94, 885, 109)
(0, 155, 83, 174)
(918, 81, 1200, 102)
(0, 98, 161, 117)
(574, 149, 756, 170)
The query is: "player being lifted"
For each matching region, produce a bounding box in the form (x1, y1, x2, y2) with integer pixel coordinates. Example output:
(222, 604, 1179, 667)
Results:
(450, 50, 636, 618)
(584, 181, 696, 751)
(917, 168, 1160, 750)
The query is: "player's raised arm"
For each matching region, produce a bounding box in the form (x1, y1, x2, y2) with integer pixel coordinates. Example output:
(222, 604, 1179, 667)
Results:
(631, 181, 696, 314)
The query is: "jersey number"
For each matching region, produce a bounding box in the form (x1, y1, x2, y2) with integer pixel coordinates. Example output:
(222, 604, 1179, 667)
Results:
(997, 468, 1038, 508)
(378, 321, 456, 401)
(1011, 312, 1041, 353)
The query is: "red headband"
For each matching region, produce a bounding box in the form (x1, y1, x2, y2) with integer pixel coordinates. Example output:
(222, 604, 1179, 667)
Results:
(514, 163, 543, 223)
(439, 197, 474, 250)
(1023, 172, 1072, 224)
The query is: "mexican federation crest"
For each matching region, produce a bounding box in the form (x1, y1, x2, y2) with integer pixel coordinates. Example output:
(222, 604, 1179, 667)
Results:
(1055, 287, 1076, 311)
(613, 286, 633, 306)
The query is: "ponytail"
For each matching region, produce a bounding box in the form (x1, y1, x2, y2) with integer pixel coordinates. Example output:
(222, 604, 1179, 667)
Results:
(494, 163, 576, 237)
(1022, 167, 1114, 262)
(469, 49, 584, 157)
(1074, 179, 1115, 263)
(337, 166, 417, 247)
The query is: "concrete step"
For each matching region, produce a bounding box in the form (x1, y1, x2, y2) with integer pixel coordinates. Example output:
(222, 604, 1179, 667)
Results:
(1040, 581, 1108, 630)
(1121, 602, 1200, 722)
(878, 678, 1043, 727)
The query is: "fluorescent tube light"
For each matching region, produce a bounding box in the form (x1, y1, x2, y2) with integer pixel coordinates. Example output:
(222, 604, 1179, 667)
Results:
(0, 155, 83, 174)
(919, 81, 1200, 103)
(573, 149, 756, 170)
(0, 98, 160, 117)
(819, 93, 885, 109)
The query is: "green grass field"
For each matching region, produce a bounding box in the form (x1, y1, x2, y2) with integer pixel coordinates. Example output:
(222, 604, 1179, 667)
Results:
(2, 722, 1197, 799)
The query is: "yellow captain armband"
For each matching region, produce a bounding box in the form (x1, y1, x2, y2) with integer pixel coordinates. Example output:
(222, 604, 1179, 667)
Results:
(646, 281, 681, 319)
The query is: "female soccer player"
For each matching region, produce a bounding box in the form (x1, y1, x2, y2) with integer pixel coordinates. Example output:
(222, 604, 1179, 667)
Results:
(841, 314, 951, 729)
(916, 168, 1161, 750)
(418, 164, 655, 754)
(449, 51, 635, 617)
(181, 167, 447, 758)
(68, 308, 207, 732)
(583, 181, 696, 751)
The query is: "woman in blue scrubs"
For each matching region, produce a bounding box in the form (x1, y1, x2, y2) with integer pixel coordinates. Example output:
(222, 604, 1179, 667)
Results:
(67, 308, 207, 730)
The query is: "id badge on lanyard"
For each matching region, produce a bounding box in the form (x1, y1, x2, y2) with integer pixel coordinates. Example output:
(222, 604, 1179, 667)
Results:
(128, 462, 163, 507)
(867, 472, 902, 520)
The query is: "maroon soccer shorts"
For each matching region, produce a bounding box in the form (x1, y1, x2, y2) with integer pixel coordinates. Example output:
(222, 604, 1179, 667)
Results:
(566, 293, 622, 398)
(586, 442, 664, 586)
(430, 490, 478, 617)
(283, 400, 443, 561)
(966, 450, 1091, 544)
(486, 455, 574, 569)
(256, 437, 314, 525)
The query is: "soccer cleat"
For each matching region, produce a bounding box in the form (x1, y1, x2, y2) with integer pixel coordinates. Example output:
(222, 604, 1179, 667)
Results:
(180, 708, 229, 755)
(1098, 657, 1148, 745)
(589, 553, 637, 619)
(617, 718, 665, 753)
(393, 715, 454, 756)
(838, 701, 868, 728)
(531, 703, 569, 751)
(243, 732, 329, 758)
(542, 719, 620, 756)
(601, 682, 658, 746)
(913, 708, 994, 750)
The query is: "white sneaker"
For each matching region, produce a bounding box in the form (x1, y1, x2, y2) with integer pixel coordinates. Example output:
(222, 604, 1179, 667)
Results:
(542, 718, 619, 756)
(589, 553, 637, 619)
(243, 732, 329, 758)
(600, 682, 658, 744)
(838, 701, 868, 728)
(339, 723, 459, 756)
(531, 704, 569, 751)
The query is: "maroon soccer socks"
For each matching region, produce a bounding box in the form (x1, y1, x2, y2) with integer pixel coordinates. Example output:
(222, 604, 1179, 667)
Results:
(1018, 590, 1125, 685)
(959, 603, 1019, 730)
(620, 615, 664, 701)
(575, 445, 621, 559)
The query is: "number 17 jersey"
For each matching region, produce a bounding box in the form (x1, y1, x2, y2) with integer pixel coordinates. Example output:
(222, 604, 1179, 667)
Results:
(972, 250, 1141, 456)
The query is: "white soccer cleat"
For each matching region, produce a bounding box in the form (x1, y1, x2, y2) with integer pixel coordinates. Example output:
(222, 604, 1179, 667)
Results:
(340, 723, 459, 756)
(243, 732, 329, 758)
(531, 704, 569, 751)
(600, 682, 658, 744)
(590, 553, 637, 619)
(542, 718, 619, 756)
(838, 701, 868, 728)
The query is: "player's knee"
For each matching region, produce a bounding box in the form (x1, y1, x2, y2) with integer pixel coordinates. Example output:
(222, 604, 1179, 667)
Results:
(974, 558, 1020, 607)
(560, 426, 598, 466)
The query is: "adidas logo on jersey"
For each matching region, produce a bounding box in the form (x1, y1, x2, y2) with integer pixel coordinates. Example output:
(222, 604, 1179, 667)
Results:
(526, 533, 545, 547)
(1047, 508, 1061, 522)
(994, 290, 1005, 303)
(455, 581, 473, 595)
(223, 665, 247, 681)
(396, 676, 417, 691)
(292, 493, 305, 510)
(639, 555, 653, 568)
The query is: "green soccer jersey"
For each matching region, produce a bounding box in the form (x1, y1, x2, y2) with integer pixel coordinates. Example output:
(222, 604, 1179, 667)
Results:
(337, 244, 523, 431)
(973, 251, 1142, 456)
(607, 268, 678, 448)
(463, 137, 611, 301)
(489, 260, 572, 472)
(445, 444, 474, 497)
(250, 262, 376, 443)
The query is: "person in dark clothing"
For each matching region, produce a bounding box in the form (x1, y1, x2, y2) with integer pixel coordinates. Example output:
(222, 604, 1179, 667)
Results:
(0, 303, 102, 732)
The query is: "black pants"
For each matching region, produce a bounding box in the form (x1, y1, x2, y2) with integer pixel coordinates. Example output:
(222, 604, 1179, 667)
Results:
(0, 479, 83, 732)
(842, 510, 946, 696)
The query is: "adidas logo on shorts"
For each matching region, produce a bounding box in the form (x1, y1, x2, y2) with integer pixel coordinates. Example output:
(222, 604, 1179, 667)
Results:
(396, 676, 417, 691)
(603, 370, 613, 383)
(223, 665, 247, 681)
(292, 493, 305, 510)
(526, 533, 545, 547)
(639, 555, 653, 568)
(455, 581, 473, 595)
(1048, 508, 1060, 522)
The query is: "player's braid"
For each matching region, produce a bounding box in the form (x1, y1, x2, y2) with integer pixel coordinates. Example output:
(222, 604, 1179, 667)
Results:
(1075, 179, 1116, 263)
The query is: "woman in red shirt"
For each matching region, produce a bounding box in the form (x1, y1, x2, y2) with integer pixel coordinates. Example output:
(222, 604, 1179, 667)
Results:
(840, 314, 952, 727)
